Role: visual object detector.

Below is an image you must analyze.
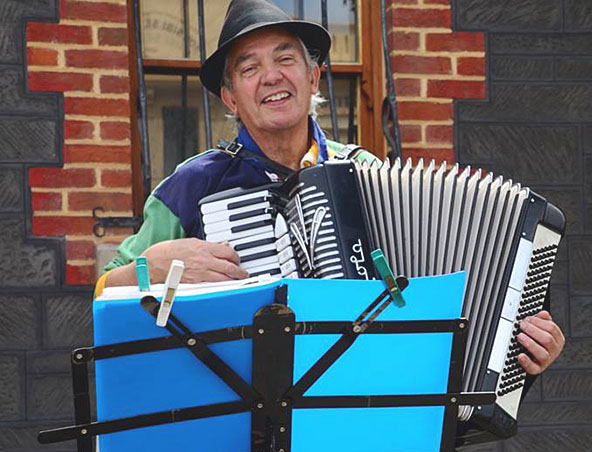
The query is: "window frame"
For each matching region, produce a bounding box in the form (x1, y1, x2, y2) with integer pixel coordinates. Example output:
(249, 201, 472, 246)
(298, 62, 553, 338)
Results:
(127, 0, 386, 214)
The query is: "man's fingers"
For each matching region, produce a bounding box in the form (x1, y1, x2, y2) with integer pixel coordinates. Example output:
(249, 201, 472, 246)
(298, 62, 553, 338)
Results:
(208, 256, 249, 280)
(522, 316, 565, 350)
(206, 242, 242, 265)
(518, 353, 543, 375)
(517, 332, 551, 370)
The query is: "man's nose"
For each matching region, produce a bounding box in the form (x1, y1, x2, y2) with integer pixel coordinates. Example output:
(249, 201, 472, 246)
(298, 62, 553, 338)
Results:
(261, 63, 283, 84)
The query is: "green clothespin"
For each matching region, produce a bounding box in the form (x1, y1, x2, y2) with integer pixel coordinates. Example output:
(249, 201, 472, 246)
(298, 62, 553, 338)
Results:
(135, 257, 151, 292)
(371, 249, 405, 307)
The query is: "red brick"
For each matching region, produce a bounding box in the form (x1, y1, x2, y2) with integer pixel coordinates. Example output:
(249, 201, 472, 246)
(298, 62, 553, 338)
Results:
(65, 49, 128, 70)
(394, 78, 421, 96)
(424, 0, 450, 4)
(458, 57, 486, 76)
(426, 32, 485, 52)
(27, 48, 58, 66)
(398, 101, 453, 121)
(64, 144, 131, 164)
(29, 168, 95, 188)
(98, 27, 128, 46)
(393, 55, 451, 74)
(390, 8, 451, 28)
(66, 264, 95, 285)
(66, 240, 96, 260)
(27, 23, 92, 44)
(99, 75, 129, 94)
(31, 192, 62, 211)
(28, 72, 93, 92)
(101, 169, 131, 187)
(403, 148, 454, 164)
(64, 120, 94, 140)
(60, 0, 127, 23)
(65, 97, 130, 117)
(32, 216, 95, 236)
(389, 31, 420, 51)
(100, 121, 130, 141)
(427, 80, 486, 99)
(69, 192, 132, 211)
(392, 0, 419, 4)
(426, 125, 453, 144)
(400, 125, 422, 143)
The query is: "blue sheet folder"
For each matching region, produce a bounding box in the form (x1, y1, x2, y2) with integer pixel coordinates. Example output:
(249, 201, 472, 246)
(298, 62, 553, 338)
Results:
(94, 272, 466, 452)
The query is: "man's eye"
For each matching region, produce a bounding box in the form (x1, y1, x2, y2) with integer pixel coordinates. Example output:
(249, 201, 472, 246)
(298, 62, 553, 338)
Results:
(280, 56, 295, 63)
(241, 66, 256, 75)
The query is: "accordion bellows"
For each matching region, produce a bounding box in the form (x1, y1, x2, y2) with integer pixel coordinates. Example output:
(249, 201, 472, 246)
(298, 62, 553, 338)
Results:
(199, 159, 565, 442)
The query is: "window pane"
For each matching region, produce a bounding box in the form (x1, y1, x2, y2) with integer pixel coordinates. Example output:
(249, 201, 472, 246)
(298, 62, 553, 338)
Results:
(145, 73, 359, 188)
(317, 75, 359, 143)
(140, 0, 358, 62)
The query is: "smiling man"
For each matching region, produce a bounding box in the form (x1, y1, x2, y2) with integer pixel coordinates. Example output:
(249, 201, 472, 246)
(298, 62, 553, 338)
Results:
(96, 0, 563, 378)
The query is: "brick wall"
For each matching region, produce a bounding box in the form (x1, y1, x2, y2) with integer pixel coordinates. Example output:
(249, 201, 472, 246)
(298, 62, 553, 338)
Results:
(389, 0, 486, 163)
(26, 0, 133, 286)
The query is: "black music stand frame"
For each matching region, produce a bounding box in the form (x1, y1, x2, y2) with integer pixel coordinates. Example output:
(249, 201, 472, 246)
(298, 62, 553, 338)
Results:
(39, 285, 494, 452)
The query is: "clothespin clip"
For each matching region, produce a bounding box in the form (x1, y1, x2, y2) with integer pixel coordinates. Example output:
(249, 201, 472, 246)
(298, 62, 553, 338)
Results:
(135, 257, 151, 292)
(371, 249, 406, 307)
(156, 260, 185, 327)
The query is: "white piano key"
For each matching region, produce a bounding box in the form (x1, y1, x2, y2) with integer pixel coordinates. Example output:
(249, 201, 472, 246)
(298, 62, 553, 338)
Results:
(241, 255, 280, 271)
(280, 259, 298, 275)
(204, 213, 272, 235)
(200, 189, 271, 215)
(207, 225, 273, 243)
(237, 243, 277, 258)
(275, 234, 292, 252)
(229, 231, 275, 249)
(247, 261, 281, 275)
(278, 246, 294, 264)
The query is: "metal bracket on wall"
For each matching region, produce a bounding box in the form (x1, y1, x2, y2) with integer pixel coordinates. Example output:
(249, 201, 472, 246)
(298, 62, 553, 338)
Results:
(92, 207, 142, 237)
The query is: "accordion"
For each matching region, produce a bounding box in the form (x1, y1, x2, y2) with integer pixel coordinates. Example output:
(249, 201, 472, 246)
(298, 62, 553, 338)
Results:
(198, 159, 565, 442)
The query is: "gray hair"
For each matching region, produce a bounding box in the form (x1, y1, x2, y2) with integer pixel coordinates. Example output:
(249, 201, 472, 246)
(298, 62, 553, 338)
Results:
(221, 36, 325, 129)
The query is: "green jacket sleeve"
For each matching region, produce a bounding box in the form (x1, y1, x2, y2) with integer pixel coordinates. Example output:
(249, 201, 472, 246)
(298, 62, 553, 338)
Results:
(103, 194, 186, 272)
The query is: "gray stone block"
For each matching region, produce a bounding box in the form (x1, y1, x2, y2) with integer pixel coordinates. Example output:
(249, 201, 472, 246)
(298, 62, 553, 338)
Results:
(457, 124, 579, 185)
(0, 118, 58, 163)
(490, 55, 553, 81)
(456, 0, 561, 31)
(569, 240, 592, 293)
(554, 338, 592, 368)
(0, 294, 38, 349)
(459, 84, 592, 122)
(532, 188, 583, 236)
(570, 296, 592, 338)
(556, 57, 592, 81)
(584, 125, 592, 154)
(518, 401, 592, 425)
(0, 167, 22, 212)
(586, 205, 592, 233)
(44, 294, 93, 348)
(585, 156, 592, 199)
(550, 256, 568, 285)
(565, 0, 592, 30)
(548, 284, 569, 335)
(458, 441, 503, 452)
(0, 218, 58, 287)
(522, 375, 542, 402)
(0, 68, 57, 116)
(543, 370, 592, 400)
(504, 427, 592, 452)
(490, 33, 592, 55)
(26, 374, 73, 420)
(0, 422, 76, 451)
(0, 354, 23, 421)
(27, 350, 73, 374)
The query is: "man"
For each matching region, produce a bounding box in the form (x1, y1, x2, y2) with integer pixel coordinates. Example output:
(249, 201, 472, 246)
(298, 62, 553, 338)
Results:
(97, 0, 563, 376)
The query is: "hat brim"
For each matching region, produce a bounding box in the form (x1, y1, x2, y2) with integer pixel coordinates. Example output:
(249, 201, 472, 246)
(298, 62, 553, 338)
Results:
(200, 20, 331, 97)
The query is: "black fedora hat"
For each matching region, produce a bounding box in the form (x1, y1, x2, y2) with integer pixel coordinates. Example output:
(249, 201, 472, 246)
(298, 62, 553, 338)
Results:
(200, 0, 331, 97)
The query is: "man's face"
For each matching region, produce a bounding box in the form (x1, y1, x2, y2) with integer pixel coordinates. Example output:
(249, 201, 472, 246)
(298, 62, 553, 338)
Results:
(220, 27, 321, 136)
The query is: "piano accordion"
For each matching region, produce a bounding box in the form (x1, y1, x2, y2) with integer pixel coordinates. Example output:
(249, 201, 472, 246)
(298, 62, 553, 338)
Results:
(198, 159, 565, 443)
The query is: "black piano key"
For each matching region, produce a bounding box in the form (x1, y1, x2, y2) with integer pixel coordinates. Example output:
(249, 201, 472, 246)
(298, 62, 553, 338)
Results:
(229, 207, 273, 222)
(249, 267, 281, 278)
(228, 195, 271, 210)
(240, 249, 278, 264)
(232, 219, 274, 234)
(234, 237, 276, 252)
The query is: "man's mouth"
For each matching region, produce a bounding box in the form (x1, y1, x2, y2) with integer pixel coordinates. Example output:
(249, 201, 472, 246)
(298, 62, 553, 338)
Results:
(262, 91, 291, 103)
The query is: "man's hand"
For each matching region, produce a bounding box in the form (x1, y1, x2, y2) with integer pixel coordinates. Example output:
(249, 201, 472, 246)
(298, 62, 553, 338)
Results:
(143, 238, 249, 284)
(517, 310, 565, 375)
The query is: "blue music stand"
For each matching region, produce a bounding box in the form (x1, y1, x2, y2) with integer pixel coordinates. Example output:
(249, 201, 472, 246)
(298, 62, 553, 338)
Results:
(38, 274, 494, 452)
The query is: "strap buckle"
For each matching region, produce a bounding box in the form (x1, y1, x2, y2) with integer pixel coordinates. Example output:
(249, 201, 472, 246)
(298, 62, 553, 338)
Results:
(218, 140, 243, 157)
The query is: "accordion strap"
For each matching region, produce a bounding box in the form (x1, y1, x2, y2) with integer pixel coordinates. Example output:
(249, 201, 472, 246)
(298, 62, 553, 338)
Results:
(217, 139, 295, 180)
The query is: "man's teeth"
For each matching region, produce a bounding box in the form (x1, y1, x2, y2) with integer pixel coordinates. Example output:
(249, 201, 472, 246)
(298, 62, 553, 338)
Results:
(264, 92, 290, 102)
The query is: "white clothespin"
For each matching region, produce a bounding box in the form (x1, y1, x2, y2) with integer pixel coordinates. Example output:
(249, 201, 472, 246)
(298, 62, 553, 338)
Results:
(156, 260, 185, 327)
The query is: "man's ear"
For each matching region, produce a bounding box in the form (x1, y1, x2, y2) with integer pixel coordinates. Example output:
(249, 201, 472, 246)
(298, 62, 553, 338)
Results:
(221, 85, 238, 114)
(311, 64, 321, 93)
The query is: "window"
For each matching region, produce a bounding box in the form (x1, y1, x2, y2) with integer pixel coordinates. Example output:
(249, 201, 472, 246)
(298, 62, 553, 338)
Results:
(129, 0, 385, 195)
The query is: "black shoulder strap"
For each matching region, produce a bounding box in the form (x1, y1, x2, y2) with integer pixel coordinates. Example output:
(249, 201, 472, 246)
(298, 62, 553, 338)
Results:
(217, 139, 294, 180)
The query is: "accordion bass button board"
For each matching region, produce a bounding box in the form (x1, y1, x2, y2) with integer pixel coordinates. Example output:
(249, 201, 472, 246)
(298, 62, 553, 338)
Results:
(198, 159, 565, 443)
